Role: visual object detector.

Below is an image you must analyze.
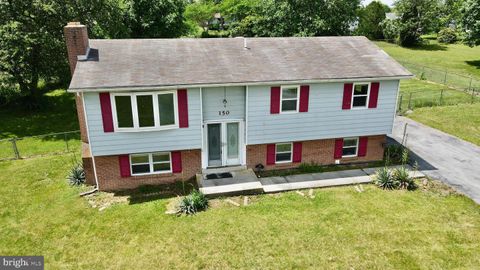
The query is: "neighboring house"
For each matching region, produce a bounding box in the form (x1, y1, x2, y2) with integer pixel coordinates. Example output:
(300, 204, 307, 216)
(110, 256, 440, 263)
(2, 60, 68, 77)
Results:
(385, 12, 398, 20)
(64, 22, 412, 191)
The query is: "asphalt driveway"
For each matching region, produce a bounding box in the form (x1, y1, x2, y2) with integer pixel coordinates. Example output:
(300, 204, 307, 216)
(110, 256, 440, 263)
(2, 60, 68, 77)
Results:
(391, 116, 480, 204)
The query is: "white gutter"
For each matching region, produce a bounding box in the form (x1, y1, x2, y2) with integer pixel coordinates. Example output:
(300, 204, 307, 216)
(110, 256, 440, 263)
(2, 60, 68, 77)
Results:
(67, 75, 414, 93)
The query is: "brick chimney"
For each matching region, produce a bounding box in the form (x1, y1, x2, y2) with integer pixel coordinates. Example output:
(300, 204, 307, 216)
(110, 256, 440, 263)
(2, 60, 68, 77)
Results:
(64, 22, 89, 75)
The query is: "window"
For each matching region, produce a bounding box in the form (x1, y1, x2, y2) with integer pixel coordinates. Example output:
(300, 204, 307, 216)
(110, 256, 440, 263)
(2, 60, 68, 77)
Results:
(342, 137, 358, 157)
(276, 143, 292, 163)
(130, 152, 171, 175)
(112, 91, 178, 131)
(281, 86, 299, 113)
(352, 83, 370, 108)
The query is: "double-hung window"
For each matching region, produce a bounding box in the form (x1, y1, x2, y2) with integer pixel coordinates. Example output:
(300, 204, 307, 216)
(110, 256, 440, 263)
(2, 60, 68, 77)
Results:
(280, 86, 299, 113)
(352, 83, 370, 108)
(130, 152, 172, 175)
(276, 143, 292, 163)
(112, 91, 177, 131)
(342, 137, 358, 157)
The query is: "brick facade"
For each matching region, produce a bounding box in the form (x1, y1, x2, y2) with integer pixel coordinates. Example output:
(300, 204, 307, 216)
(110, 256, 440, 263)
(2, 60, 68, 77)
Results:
(94, 149, 201, 191)
(246, 135, 386, 170)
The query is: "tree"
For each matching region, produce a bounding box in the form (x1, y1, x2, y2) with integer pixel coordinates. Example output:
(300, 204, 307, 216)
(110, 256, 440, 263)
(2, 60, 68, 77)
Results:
(0, 0, 127, 106)
(252, 0, 361, 37)
(357, 1, 390, 40)
(461, 0, 480, 46)
(184, 1, 216, 33)
(127, 0, 187, 38)
(394, 0, 440, 46)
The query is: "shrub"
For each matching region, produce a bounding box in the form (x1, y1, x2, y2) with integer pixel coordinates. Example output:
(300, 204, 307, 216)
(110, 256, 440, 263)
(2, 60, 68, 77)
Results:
(375, 167, 399, 190)
(437, 28, 457, 44)
(298, 162, 323, 173)
(384, 144, 405, 165)
(380, 19, 399, 43)
(67, 164, 85, 186)
(393, 167, 417, 190)
(178, 190, 208, 215)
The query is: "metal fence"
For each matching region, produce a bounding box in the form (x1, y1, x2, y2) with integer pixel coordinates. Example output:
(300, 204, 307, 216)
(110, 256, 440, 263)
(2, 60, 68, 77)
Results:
(397, 61, 479, 112)
(0, 131, 81, 161)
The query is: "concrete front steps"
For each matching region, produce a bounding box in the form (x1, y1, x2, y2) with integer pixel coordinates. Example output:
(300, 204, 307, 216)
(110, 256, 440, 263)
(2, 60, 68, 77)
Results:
(197, 165, 424, 196)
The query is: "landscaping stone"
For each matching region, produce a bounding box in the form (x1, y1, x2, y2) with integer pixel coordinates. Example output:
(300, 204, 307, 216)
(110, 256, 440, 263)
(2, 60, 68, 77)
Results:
(296, 190, 305, 196)
(243, 196, 249, 206)
(225, 199, 240, 206)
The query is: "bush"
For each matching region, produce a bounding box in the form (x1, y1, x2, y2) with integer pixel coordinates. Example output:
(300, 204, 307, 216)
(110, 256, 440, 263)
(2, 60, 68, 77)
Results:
(67, 164, 85, 186)
(178, 190, 208, 215)
(384, 144, 407, 165)
(380, 19, 399, 43)
(298, 162, 323, 173)
(375, 167, 399, 190)
(393, 167, 417, 190)
(437, 28, 457, 44)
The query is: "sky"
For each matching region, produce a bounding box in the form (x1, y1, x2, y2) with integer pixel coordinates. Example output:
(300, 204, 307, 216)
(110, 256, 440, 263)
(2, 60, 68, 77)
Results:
(362, 0, 395, 7)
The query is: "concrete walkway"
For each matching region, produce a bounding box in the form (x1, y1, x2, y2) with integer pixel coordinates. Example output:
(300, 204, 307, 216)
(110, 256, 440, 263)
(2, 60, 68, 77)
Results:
(392, 116, 480, 204)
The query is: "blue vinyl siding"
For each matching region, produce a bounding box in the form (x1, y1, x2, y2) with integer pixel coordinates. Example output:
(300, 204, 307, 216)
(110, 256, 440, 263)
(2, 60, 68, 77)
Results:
(202, 86, 245, 121)
(246, 80, 399, 145)
(84, 88, 202, 156)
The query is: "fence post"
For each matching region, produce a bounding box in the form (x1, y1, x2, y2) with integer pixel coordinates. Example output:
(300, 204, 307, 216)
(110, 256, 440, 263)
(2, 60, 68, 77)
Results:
(468, 78, 473, 92)
(10, 138, 20, 159)
(408, 92, 413, 110)
(402, 123, 408, 146)
(398, 94, 403, 112)
(444, 70, 447, 84)
(64, 133, 70, 152)
(472, 89, 476, 104)
(440, 89, 444, 105)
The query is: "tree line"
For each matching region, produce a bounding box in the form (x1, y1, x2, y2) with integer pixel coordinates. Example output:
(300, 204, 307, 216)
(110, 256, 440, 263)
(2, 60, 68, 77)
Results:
(0, 0, 479, 107)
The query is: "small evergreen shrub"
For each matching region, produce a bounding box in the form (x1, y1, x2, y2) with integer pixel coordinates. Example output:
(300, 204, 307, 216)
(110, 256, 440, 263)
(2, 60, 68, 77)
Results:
(437, 28, 457, 44)
(298, 162, 323, 173)
(375, 167, 399, 190)
(384, 144, 406, 165)
(67, 164, 85, 186)
(393, 167, 417, 190)
(178, 190, 208, 215)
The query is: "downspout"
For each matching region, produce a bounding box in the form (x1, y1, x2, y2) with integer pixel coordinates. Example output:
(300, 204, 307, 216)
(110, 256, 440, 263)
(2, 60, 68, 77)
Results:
(81, 91, 100, 194)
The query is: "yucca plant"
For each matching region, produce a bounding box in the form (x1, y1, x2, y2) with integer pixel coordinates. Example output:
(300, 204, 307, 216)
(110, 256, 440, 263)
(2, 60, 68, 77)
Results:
(178, 190, 208, 215)
(394, 167, 417, 190)
(375, 167, 399, 190)
(67, 164, 85, 186)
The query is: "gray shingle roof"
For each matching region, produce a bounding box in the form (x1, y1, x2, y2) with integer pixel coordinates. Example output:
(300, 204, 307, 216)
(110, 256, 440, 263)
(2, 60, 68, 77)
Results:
(68, 36, 412, 91)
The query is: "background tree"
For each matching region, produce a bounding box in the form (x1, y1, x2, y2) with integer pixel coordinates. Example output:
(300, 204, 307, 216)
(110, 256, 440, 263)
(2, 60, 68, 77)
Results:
(126, 0, 187, 38)
(394, 0, 440, 46)
(461, 0, 480, 47)
(357, 1, 390, 40)
(184, 1, 216, 35)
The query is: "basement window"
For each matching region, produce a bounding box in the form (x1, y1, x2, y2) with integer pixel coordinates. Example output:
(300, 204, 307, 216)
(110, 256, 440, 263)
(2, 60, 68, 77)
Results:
(130, 152, 172, 175)
(276, 143, 292, 163)
(342, 137, 358, 157)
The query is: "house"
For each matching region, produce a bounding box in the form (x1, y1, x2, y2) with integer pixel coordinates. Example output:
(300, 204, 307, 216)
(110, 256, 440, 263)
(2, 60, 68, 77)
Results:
(64, 22, 412, 191)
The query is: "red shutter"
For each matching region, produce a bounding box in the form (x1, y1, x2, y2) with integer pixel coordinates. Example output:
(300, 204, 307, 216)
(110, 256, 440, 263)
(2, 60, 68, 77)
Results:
(368, 82, 380, 108)
(119, 155, 131, 177)
(177, 89, 189, 128)
(171, 151, 182, 173)
(342, 83, 353, 110)
(358, 137, 368, 157)
(292, 142, 302, 163)
(334, 139, 343, 159)
(266, 144, 276, 165)
(299, 85, 310, 112)
(99, 92, 114, 132)
(270, 87, 281, 114)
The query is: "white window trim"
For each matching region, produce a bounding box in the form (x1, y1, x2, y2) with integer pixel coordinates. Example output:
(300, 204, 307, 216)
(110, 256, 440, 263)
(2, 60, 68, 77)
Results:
(111, 90, 179, 132)
(342, 137, 359, 158)
(351, 82, 371, 110)
(280, 85, 300, 114)
(275, 142, 293, 164)
(130, 152, 172, 176)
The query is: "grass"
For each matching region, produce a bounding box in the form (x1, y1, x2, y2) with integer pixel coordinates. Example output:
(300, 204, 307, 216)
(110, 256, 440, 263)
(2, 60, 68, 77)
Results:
(0, 89, 80, 160)
(1, 153, 480, 269)
(376, 40, 480, 79)
(408, 103, 480, 146)
(398, 79, 477, 112)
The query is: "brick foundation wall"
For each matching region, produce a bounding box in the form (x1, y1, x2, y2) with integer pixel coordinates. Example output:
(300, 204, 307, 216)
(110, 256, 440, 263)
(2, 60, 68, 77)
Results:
(94, 149, 201, 191)
(246, 135, 386, 170)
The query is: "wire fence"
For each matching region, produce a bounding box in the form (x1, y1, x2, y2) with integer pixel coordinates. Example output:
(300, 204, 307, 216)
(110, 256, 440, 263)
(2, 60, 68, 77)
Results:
(397, 61, 479, 112)
(0, 130, 81, 161)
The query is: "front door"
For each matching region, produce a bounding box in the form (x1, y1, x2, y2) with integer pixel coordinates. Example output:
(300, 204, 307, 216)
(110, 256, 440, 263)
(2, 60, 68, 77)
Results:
(207, 121, 241, 167)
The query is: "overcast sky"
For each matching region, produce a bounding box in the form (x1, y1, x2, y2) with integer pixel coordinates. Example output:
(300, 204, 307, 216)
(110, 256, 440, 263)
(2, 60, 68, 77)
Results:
(363, 0, 395, 7)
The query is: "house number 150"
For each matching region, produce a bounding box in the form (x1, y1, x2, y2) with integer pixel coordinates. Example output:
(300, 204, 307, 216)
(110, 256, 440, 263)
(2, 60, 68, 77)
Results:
(218, 110, 230, 116)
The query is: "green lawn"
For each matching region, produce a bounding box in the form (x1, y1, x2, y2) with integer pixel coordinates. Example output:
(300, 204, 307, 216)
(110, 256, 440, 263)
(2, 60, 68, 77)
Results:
(376, 40, 480, 80)
(409, 103, 480, 146)
(0, 90, 80, 160)
(1, 154, 480, 269)
(398, 79, 477, 112)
